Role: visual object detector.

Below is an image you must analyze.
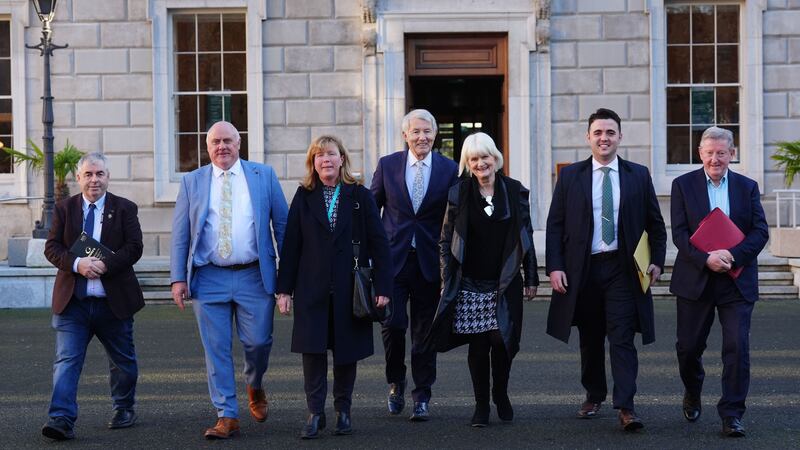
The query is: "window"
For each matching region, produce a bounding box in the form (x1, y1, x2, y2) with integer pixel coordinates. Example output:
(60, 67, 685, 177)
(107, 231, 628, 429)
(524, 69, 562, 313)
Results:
(666, 4, 740, 164)
(0, 19, 12, 174)
(173, 13, 247, 172)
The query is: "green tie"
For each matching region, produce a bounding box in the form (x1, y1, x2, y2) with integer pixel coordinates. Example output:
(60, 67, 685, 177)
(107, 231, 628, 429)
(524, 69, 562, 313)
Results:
(600, 167, 614, 245)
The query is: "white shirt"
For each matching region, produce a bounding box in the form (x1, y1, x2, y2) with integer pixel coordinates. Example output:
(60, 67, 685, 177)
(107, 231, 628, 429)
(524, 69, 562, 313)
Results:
(198, 159, 258, 266)
(71, 193, 107, 297)
(591, 157, 621, 254)
(405, 149, 432, 205)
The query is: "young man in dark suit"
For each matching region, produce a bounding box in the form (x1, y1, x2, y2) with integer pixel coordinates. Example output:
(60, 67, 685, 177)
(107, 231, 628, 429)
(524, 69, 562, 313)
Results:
(545, 108, 667, 431)
(370, 109, 458, 421)
(670, 126, 768, 438)
(42, 152, 145, 440)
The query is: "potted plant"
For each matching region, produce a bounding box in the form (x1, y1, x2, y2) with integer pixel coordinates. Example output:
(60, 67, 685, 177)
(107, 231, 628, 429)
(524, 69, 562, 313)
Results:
(769, 140, 800, 257)
(0, 139, 84, 201)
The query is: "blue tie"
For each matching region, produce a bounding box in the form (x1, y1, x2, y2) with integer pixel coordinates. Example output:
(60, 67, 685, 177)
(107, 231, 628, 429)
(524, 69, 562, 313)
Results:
(75, 204, 96, 299)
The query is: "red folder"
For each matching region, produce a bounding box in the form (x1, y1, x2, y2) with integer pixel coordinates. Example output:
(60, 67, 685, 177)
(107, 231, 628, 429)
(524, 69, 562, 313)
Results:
(689, 207, 744, 279)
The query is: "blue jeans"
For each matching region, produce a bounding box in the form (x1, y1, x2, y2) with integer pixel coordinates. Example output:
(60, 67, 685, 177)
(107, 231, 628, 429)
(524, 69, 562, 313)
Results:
(48, 297, 138, 428)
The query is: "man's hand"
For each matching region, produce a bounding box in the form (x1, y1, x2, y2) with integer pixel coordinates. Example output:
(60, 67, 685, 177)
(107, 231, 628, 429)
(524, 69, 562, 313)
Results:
(549, 270, 568, 294)
(375, 295, 390, 308)
(706, 252, 731, 273)
(277, 293, 292, 315)
(524, 286, 538, 299)
(711, 249, 735, 265)
(77, 257, 104, 279)
(171, 282, 189, 310)
(647, 264, 662, 284)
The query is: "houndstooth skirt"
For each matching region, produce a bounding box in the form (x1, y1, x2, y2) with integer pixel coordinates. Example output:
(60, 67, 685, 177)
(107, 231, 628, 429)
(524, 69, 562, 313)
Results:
(453, 277, 499, 335)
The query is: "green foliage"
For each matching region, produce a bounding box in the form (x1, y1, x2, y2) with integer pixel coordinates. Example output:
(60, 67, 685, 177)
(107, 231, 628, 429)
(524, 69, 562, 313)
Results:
(0, 139, 84, 185)
(771, 140, 800, 188)
(0, 139, 44, 172)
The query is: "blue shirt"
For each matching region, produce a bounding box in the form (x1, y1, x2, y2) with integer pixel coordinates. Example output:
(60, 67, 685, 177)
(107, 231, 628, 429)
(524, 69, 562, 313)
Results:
(705, 169, 730, 216)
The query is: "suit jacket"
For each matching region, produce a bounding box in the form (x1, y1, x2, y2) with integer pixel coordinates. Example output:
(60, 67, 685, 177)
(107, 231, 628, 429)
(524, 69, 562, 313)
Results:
(545, 157, 667, 344)
(44, 192, 144, 319)
(276, 183, 392, 364)
(169, 159, 288, 295)
(670, 168, 768, 302)
(370, 150, 458, 282)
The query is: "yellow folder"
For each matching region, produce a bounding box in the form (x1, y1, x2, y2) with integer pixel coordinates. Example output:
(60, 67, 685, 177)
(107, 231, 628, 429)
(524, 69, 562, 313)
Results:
(633, 231, 651, 293)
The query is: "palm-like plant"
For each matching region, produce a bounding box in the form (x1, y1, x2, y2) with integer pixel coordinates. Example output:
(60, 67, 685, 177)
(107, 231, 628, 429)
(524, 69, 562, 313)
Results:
(0, 139, 85, 200)
(771, 141, 800, 188)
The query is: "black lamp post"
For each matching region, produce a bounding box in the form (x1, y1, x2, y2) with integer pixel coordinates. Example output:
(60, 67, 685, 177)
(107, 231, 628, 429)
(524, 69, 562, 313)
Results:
(29, 0, 67, 239)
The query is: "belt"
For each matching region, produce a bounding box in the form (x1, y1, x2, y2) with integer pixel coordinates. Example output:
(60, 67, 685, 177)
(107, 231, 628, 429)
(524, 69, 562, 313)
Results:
(591, 250, 619, 261)
(208, 261, 259, 271)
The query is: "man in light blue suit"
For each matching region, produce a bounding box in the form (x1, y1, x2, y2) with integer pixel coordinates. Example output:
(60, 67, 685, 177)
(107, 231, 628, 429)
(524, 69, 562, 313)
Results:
(170, 121, 288, 440)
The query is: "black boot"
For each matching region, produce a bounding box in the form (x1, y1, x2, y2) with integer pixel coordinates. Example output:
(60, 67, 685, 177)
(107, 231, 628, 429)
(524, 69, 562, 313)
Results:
(300, 412, 326, 439)
(468, 336, 491, 427)
(334, 411, 352, 435)
(490, 333, 513, 421)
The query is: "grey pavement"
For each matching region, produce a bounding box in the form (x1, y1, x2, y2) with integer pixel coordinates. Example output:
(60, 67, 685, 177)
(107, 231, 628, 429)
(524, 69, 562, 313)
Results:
(1, 300, 798, 449)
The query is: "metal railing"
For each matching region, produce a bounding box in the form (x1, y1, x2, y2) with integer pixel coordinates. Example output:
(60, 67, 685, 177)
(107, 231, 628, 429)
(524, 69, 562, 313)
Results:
(0, 196, 43, 203)
(774, 189, 800, 228)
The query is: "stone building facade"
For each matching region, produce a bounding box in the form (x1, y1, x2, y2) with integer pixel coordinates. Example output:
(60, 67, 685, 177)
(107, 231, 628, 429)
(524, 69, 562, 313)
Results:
(0, 0, 798, 259)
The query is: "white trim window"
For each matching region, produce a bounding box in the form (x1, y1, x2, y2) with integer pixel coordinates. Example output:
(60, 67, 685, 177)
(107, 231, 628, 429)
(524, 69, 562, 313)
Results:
(0, 18, 13, 174)
(0, 1, 29, 200)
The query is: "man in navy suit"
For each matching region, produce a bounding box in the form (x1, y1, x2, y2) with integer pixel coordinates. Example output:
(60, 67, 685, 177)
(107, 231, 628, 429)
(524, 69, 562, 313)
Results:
(370, 109, 458, 421)
(546, 108, 667, 431)
(670, 126, 768, 437)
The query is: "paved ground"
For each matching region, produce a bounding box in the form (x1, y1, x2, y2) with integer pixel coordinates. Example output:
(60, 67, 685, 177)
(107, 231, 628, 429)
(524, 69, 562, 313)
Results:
(1, 300, 798, 449)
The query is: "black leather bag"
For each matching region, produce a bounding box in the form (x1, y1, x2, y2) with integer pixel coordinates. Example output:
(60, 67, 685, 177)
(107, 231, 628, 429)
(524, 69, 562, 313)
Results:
(351, 198, 391, 323)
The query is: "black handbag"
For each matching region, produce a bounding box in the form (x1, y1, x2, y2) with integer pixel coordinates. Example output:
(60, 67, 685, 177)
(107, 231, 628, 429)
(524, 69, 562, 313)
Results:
(351, 198, 391, 323)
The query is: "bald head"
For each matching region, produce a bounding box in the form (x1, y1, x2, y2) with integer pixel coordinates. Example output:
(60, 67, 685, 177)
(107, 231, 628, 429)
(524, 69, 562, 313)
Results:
(206, 121, 241, 170)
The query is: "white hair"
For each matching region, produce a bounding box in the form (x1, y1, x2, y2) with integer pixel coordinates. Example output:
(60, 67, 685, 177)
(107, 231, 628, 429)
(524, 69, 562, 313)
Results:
(401, 109, 438, 134)
(458, 132, 504, 176)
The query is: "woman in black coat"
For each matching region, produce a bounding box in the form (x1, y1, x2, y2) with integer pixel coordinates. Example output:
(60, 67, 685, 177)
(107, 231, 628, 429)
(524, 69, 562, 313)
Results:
(276, 135, 392, 439)
(427, 132, 538, 427)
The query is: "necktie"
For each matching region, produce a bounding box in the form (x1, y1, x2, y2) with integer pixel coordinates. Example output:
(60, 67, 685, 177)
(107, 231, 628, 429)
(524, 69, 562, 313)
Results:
(600, 167, 615, 245)
(218, 171, 233, 259)
(75, 203, 96, 299)
(411, 161, 424, 248)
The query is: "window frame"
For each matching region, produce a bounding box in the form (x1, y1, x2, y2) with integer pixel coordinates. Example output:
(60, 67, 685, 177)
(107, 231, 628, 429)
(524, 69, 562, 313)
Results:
(152, 0, 265, 203)
(650, 0, 765, 194)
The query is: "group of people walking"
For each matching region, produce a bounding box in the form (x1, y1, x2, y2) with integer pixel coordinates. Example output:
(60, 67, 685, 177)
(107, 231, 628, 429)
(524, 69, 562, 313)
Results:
(39, 107, 768, 443)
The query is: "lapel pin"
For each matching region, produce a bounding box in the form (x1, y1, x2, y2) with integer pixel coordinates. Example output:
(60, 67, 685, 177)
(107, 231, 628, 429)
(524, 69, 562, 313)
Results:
(107, 213, 113, 219)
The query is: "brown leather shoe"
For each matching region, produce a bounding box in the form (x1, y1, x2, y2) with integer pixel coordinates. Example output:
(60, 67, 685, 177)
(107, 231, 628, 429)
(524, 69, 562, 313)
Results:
(247, 385, 269, 422)
(618, 408, 644, 431)
(576, 401, 602, 418)
(204, 418, 240, 440)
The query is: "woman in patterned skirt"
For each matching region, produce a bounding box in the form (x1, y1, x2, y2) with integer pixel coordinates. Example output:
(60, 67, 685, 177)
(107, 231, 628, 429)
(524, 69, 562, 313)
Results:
(426, 132, 539, 427)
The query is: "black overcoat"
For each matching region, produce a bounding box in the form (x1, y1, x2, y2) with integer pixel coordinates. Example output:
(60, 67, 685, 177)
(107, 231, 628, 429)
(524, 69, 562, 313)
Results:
(545, 157, 667, 345)
(426, 173, 539, 359)
(277, 182, 392, 365)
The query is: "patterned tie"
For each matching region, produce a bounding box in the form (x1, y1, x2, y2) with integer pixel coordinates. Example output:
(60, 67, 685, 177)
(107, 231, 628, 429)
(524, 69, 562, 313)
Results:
(75, 203, 96, 299)
(600, 167, 615, 245)
(411, 161, 424, 248)
(218, 171, 233, 259)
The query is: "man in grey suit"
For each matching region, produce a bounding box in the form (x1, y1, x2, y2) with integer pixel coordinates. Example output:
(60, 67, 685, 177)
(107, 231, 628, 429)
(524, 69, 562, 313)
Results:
(170, 121, 288, 439)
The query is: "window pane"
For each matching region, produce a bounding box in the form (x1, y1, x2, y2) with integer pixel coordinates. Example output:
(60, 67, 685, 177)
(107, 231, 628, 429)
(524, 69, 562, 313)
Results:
(177, 133, 198, 172)
(720, 125, 740, 161)
(222, 15, 246, 51)
(717, 5, 739, 44)
(197, 15, 221, 52)
(0, 98, 12, 135)
(198, 54, 222, 91)
(174, 15, 195, 52)
(691, 127, 706, 164)
(176, 95, 198, 132)
(230, 94, 247, 132)
(223, 53, 246, 91)
(667, 87, 690, 124)
(176, 54, 196, 91)
(717, 45, 738, 83)
(716, 87, 739, 124)
(667, 5, 690, 44)
(239, 133, 249, 161)
(692, 5, 714, 44)
(0, 21, 9, 58)
(0, 146, 11, 173)
(692, 46, 714, 83)
(691, 87, 714, 124)
(667, 126, 691, 164)
(202, 95, 229, 129)
(200, 133, 210, 166)
(667, 46, 690, 84)
(0, 59, 10, 95)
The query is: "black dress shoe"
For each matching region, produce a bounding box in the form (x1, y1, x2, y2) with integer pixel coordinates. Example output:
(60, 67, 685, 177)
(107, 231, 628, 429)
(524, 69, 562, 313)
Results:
(409, 401, 429, 421)
(334, 411, 352, 435)
(471, 403, 490, 427)
(42, 417, 75, 441)
(682, 392, 701, 422)
(722, 416, 745, 437)
(387, 380, 406, 415)
(108, 408, 138, 429)
(300, 413, 326, 439)
(493, 392, 513, 422)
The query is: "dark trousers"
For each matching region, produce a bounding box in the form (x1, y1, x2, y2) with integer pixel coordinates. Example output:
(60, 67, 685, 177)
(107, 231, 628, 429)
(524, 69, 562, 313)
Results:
(49, 297, 138, 428)
(466, 330, 511, 405)
(302, 353, 357, 414)
(382, 250, 439, 402)
(676, 273, 754, 419)
(574, 252, 639, 410)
